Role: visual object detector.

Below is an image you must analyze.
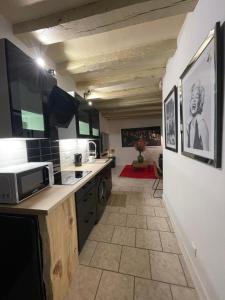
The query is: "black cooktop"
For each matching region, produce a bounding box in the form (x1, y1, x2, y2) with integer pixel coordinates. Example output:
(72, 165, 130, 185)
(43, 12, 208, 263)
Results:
(54, 171, 91, 185)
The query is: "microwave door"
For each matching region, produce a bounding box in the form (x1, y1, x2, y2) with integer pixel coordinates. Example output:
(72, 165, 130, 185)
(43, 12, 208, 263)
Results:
(16, 167, 49, 202)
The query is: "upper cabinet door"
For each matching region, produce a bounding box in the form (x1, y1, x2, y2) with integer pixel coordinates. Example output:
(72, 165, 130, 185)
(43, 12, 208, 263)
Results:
(76, 101, 91, 138)
(5, 40, 55, 138)
(73, 94, 100, 139)
(90, 108, 100, 138)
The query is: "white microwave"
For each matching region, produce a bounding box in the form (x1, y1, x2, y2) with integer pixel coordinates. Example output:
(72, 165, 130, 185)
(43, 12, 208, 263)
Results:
(0, 162, 54, 204)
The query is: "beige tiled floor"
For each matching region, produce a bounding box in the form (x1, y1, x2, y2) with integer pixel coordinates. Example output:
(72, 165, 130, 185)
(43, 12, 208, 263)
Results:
(65, 167, 199, 300)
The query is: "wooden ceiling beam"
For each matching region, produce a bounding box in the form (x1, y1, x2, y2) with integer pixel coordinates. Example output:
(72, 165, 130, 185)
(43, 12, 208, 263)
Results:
(94, 98, 161, 109)
(76, 67, 165, 90)
(103, 111, 162, 119)
(13, 0, 198, 44)
(57, 39, 176, 74)
(106, 114, 162, 120)
(100, 105, 162, 114)
(13, 0, 153, 33)
(88, 86, 161, 100)
(102, 108, 162, 115)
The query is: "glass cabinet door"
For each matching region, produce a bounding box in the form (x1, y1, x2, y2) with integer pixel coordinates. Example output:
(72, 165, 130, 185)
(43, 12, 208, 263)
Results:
(6, 40, 50, 138)
(77, 102, 91, 137)
(90, 108, 100, 138)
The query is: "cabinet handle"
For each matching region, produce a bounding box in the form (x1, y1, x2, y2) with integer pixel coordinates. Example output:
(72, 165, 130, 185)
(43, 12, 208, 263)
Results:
(89, 212, 94, 215)
(83, 198, 88, 202)
(89, 193, 93, 196)
(85, 219, 89, 223)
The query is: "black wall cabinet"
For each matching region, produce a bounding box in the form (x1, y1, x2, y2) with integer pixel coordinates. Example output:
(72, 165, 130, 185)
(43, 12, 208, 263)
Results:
(0, 39, 57, 139)
(75, 94, 100, 139)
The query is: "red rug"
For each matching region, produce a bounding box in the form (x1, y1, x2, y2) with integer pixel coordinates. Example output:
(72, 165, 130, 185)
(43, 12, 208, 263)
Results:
(119, 165, 156, 179)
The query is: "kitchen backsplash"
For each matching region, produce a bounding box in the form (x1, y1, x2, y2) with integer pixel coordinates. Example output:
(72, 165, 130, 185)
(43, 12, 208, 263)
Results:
(0, 140, 27, 168)
(59, 139, 89, 169)
(0, 138, 89, 171)
(26, 139, 61, 174)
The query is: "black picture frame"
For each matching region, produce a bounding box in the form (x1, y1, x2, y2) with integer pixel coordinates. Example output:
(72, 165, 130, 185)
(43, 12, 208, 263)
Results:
(121, 126, 161, 147)
(180, 22, 223, 168)
(164, 86, 178, 152)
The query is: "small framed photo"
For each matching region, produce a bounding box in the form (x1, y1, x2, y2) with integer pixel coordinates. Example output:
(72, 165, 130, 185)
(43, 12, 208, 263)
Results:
(180, 22, 223, 167)
(164, 86, 178, 152)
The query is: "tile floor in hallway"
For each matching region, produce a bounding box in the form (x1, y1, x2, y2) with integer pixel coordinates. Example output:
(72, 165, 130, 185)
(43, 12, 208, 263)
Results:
(65, 167, 199, 300)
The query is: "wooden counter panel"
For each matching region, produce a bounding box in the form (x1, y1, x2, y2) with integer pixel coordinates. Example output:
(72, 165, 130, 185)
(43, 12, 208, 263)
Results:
(38, 195, 78, 300)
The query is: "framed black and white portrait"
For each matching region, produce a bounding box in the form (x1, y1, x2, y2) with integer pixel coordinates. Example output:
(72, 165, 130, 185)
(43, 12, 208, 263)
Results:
(164, 86, 178, 152)
(180, 22, 223, 168)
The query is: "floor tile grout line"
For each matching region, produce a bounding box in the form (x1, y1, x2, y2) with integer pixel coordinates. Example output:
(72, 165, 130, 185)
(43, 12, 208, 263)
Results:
(148, 248, 152, 280)
(178, 254, 189, 287)
(88, 240, 99, 267)
(93, 269, 103, 300)
(118, 245, 124, 273)
(169, 284, 175, 300)
(110, 225, 116, 243)
(87, 237, 182, 254)
(134, 228, 137, 248)
(158, 231, 164, 252)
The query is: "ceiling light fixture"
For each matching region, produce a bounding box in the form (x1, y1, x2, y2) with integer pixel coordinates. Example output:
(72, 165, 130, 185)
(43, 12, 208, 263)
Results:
(84, 89, 91, 100)
(48, 69, 56, 77)
(88, 101, 92, 106)
(36, 57, 46, 68)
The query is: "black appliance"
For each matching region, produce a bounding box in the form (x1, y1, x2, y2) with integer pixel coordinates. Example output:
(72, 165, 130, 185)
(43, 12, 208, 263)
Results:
(96, 165, 112, 222)
(159, 154, 163, 171)
(101, 132, 109, 154)
(54, 170, 91, 185)
(75, 177, 97, 252)
(48, 86, 79, 128)
(0, 214, 46, 300)
(74, 153, 82, 167)
(0, 38, 56, 139)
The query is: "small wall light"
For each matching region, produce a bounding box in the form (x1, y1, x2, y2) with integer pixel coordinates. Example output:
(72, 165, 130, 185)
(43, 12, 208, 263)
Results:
(48, 69, 56, 76)
(36, 57, 46, 68)
(88, 101, 92, 106)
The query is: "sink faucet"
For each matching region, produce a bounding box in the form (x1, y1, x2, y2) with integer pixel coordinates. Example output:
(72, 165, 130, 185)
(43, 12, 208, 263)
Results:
(88, 141, 97, 160)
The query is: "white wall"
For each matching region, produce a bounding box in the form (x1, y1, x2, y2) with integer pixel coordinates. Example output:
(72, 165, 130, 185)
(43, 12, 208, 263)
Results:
(109, 117, 162, 166)
(163, 1, 225, 299)
(0, 140, 27, 168)
(99, 113, 109, 134)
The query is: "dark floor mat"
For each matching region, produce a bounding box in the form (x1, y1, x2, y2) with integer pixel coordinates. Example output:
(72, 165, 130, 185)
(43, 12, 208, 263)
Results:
(108, 193, 127, 207)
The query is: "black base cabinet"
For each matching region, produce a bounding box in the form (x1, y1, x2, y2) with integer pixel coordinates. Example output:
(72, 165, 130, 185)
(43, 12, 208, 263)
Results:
(75, 177, 97, 253)
(96, 164, 112, 222)
(75, 164, 112, 253)
(0, 214, 46, 300)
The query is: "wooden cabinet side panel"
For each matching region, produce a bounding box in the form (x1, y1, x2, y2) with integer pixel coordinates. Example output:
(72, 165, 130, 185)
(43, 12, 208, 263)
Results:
(39, 195, 78, 300)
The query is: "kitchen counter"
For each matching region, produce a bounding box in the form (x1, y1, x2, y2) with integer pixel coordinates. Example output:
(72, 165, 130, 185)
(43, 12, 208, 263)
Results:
(0, 159, 112, 215)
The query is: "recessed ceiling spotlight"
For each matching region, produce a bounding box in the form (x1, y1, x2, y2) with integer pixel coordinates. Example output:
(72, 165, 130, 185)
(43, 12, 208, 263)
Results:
(36, 57, 46, 68)
(88, 101, 92, 106)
